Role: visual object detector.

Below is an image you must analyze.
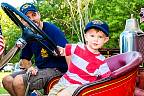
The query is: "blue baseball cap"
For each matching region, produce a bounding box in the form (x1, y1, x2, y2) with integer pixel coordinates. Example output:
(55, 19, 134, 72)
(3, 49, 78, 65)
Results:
(20, 3, 38, 15)
(84, 20, 109, 37)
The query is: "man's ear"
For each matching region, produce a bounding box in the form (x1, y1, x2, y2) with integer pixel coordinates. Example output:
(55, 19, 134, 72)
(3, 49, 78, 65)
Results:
(104, 37, 109, 43)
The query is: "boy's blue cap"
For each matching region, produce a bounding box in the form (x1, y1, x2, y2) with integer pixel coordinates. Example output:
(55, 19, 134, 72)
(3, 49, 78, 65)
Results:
(20, 3, 38, 15)
(84, 20, 109, 37)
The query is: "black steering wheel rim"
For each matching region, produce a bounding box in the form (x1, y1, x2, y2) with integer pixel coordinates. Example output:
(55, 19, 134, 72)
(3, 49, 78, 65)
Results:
(1, 3, 60, 55)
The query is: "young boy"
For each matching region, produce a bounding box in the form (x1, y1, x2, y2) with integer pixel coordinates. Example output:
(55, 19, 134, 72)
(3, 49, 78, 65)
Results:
(48, 20, 111, 96)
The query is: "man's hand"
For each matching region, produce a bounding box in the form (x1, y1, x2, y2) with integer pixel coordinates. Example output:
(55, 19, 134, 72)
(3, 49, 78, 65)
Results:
(19, 59, 32, 69)
(27, 66, 38, 76)
(15, 38, 27, 49)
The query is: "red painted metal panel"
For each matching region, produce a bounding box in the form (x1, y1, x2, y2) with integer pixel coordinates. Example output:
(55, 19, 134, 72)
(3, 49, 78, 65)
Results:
(78, 69, 137, 96)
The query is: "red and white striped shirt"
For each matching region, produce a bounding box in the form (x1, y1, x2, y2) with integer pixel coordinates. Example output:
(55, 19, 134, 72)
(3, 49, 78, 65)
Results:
(59, 43, 111, 85)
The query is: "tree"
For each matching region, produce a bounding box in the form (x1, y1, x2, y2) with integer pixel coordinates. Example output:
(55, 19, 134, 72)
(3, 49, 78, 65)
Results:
(1, 0, 144, 63)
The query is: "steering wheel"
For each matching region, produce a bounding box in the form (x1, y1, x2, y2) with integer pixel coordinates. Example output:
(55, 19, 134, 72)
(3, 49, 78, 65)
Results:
(1, 3, 60, 56)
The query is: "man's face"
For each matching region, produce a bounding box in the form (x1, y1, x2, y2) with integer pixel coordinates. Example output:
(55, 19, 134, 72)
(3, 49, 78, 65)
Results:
(21, 11, 41, 28)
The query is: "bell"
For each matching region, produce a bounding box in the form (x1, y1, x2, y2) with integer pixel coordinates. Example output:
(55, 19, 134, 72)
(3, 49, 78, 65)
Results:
(120, 14, 143, 53)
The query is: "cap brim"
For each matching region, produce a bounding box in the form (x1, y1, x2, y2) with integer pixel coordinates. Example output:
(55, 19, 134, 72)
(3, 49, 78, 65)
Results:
(84, 25, 108, 36)
(23, 9, 37, 15)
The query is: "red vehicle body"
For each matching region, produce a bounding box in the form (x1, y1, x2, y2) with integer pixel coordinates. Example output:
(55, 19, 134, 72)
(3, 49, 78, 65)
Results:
(44, 51, 142, 96)
(1, 3, 144, 96)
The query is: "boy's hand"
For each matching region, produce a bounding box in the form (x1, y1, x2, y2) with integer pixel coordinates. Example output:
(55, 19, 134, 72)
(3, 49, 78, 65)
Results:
(57, 46, 65, 56)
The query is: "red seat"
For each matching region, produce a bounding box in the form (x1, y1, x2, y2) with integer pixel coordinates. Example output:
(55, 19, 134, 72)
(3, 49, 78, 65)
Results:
(72, 51, 142, 96)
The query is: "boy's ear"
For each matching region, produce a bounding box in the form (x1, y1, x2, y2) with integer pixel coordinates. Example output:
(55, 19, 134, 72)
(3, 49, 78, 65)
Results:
(84, 34, 88, 42)
(104, 37, 109, 43)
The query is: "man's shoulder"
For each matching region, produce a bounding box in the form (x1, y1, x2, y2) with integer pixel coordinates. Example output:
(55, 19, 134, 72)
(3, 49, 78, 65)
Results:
(43, 22, 57, 28)
(43, 22, 61, 32)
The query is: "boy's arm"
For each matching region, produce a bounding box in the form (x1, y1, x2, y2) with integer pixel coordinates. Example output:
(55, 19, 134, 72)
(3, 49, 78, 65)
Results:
(57, 46, 71, 65)
(65, 56, 71, 65)
(57, 44, 72, 56)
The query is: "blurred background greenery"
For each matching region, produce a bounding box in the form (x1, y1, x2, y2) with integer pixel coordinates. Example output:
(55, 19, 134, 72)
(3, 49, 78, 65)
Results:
(0, 0, 144, 63)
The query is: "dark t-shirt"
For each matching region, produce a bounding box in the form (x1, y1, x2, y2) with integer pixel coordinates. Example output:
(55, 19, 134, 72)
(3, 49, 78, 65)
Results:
(20, 22, 68, 73)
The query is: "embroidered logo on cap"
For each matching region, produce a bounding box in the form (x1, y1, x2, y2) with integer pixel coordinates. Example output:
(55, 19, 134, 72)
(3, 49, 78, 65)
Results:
(92, 20, 104, 25)
(21, 4, 31, 11)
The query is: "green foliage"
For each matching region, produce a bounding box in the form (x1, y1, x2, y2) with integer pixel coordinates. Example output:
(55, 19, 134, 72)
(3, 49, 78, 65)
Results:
(0, 10, 21, 63)
(0, 72, 11, 94)
(86, 0, 144, 48)
(0, 87, 8, 94)
(1, 0, 144, 63)
(35, 0, 144, 48)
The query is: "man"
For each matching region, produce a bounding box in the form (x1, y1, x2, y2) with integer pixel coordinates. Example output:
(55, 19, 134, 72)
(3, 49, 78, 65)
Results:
(2, 3, 68, 96)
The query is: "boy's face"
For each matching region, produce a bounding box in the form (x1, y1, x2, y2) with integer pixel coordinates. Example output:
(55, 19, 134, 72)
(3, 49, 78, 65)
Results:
(84, 29, 109, 51)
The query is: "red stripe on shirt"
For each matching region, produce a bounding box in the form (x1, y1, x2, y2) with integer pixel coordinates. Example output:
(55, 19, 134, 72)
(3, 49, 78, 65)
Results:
(67, 62, 97, 82)
(65, 44, 72, 56)
(74, 46, 104, 73)
(63, 74, 82, 85)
